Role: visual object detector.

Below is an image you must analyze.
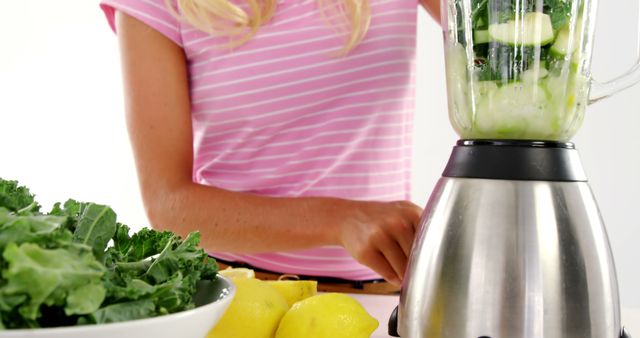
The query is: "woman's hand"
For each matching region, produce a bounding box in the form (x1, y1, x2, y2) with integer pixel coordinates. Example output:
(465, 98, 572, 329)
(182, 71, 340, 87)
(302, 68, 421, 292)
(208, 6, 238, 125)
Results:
(335, 200, 423, 286)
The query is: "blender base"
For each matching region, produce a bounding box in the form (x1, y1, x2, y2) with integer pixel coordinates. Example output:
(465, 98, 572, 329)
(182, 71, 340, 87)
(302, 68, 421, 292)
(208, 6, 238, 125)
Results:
(389, 140, 627, 338)
(388, 306, 633, 338)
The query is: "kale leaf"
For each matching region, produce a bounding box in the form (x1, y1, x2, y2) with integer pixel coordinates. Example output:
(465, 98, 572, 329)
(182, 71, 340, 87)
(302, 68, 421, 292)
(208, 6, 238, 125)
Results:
(72, 203, 117, 261)
(545, 0, 574, 31)
(0, 180, 40, 214)
(0, 178, 218, 330)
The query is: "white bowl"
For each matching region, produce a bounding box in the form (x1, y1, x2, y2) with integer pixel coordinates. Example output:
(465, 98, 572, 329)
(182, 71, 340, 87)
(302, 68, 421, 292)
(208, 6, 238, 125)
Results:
(0, 276, 235, 338)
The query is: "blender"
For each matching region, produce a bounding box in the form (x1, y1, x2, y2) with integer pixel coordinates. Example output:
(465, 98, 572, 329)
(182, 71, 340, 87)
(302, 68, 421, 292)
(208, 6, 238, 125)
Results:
(388, 0, 640, 337)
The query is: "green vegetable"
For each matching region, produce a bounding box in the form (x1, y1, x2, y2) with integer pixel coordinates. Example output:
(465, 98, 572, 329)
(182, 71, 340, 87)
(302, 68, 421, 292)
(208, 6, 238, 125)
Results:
(545, 0, 573, 31)
(72, 203, 117, 261)
(0, 178, 218, 330)
(454, 0, 580, 83)
(550, 17, 583, 56)
(0, 210, 71, 253)
(0, 180, 40, 214)
(1, 243, 106, 320)
(66, 284, 107, 316)
(488, 12, 555, 46)
(474, 30, 490, 44)
(90, 299, 156, 324)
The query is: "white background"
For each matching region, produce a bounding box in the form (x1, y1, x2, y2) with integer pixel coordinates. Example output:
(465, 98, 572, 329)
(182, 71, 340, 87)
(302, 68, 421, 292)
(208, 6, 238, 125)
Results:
(0, 0, 638, 308)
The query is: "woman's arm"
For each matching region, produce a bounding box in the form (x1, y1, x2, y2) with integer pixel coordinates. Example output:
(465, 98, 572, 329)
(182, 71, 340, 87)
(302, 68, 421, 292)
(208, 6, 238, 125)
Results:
(114, 12, 422, 285)
(421, 0, 441, 24)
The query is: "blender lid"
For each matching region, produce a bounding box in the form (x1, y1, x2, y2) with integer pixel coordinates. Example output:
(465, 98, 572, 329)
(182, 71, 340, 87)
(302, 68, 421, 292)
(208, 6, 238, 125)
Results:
(442, 139, 588, 182)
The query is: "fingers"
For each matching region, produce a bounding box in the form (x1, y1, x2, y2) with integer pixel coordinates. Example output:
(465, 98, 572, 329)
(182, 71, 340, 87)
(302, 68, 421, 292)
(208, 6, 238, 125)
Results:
(365, 250, 402, 287)
(377, 235, 408, 283)
(393, 201, 423, 257)
(370, 201, 423, 283)
(394, 222, 415, 257)
(352, 231, 406, 286)
(398, 201, 423, 232)
(338, 199, 425, 287)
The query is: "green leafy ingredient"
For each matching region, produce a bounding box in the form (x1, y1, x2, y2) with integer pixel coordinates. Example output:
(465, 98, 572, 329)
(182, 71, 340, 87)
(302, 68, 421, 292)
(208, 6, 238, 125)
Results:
(0, 180, 40, 214)
(90, 299, 156, 324)
(545, 0, 573, 30)
(454, 0, 579, 83)
(145, 232, 204, 284)
(0, 178, 218, 330)
(49, 199, 86, 218)
(50, 199, 94, 234)
(99, 230, 217, 320)
(0, 210, 71, 253)
(472, 0, 489, 29)
(0, 243, 105, 320)
(72, 203, 117, 260)
(106, 224, 174, 264)
(65, 283, 107, 316)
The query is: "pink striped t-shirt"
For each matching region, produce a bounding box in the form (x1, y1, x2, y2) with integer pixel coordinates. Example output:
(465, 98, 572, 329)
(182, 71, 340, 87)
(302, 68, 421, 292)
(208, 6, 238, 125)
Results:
(100, 0, 417, 281)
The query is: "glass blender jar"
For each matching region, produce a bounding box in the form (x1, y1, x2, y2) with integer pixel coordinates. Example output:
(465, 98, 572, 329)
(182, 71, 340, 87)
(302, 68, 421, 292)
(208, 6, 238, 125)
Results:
(443, 0, 640, 141)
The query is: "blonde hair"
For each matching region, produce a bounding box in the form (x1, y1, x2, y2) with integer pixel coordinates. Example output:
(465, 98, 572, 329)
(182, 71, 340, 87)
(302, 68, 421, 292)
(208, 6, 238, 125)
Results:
(165, 0, 371, 55)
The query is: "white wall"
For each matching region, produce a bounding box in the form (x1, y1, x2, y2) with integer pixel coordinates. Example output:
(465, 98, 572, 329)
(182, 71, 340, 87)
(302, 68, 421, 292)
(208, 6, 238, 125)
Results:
(1, 0, 638, 308)
(0, 1, 146, 229)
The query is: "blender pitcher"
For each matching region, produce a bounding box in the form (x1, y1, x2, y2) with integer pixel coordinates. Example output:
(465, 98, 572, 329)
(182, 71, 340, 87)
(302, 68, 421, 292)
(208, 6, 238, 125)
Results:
(443, 0, 640, 141)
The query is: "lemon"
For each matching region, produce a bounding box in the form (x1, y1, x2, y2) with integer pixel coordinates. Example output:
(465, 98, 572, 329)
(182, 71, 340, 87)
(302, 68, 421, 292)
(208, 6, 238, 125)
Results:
(218, 267, 255, 280)
(217, 268, 317, 307)
(266, 280, 318, 308)
(275, 293, 379, 338)
(207, 278, 289, 338)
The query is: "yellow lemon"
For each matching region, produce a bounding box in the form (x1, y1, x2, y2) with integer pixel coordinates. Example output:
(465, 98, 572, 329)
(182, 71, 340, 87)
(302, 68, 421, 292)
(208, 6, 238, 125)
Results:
(266, 280, 318, 308)
(218, 267, 255, 280)
(275, 293, 379, 338)
(207, 278, 288, 338)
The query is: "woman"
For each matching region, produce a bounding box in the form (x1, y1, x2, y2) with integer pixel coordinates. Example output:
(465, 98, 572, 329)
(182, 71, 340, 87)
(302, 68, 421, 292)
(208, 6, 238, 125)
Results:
(100, 0, 439, 293)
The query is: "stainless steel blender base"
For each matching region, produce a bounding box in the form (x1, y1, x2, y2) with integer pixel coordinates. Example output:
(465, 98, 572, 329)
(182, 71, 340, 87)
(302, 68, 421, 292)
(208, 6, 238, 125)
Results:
(388, 306, 633, 337)
(393, 141, 624, 338)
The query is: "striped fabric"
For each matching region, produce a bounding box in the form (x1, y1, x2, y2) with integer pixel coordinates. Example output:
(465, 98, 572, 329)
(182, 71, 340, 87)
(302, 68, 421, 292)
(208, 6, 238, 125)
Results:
(100, 0, 417, 280)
